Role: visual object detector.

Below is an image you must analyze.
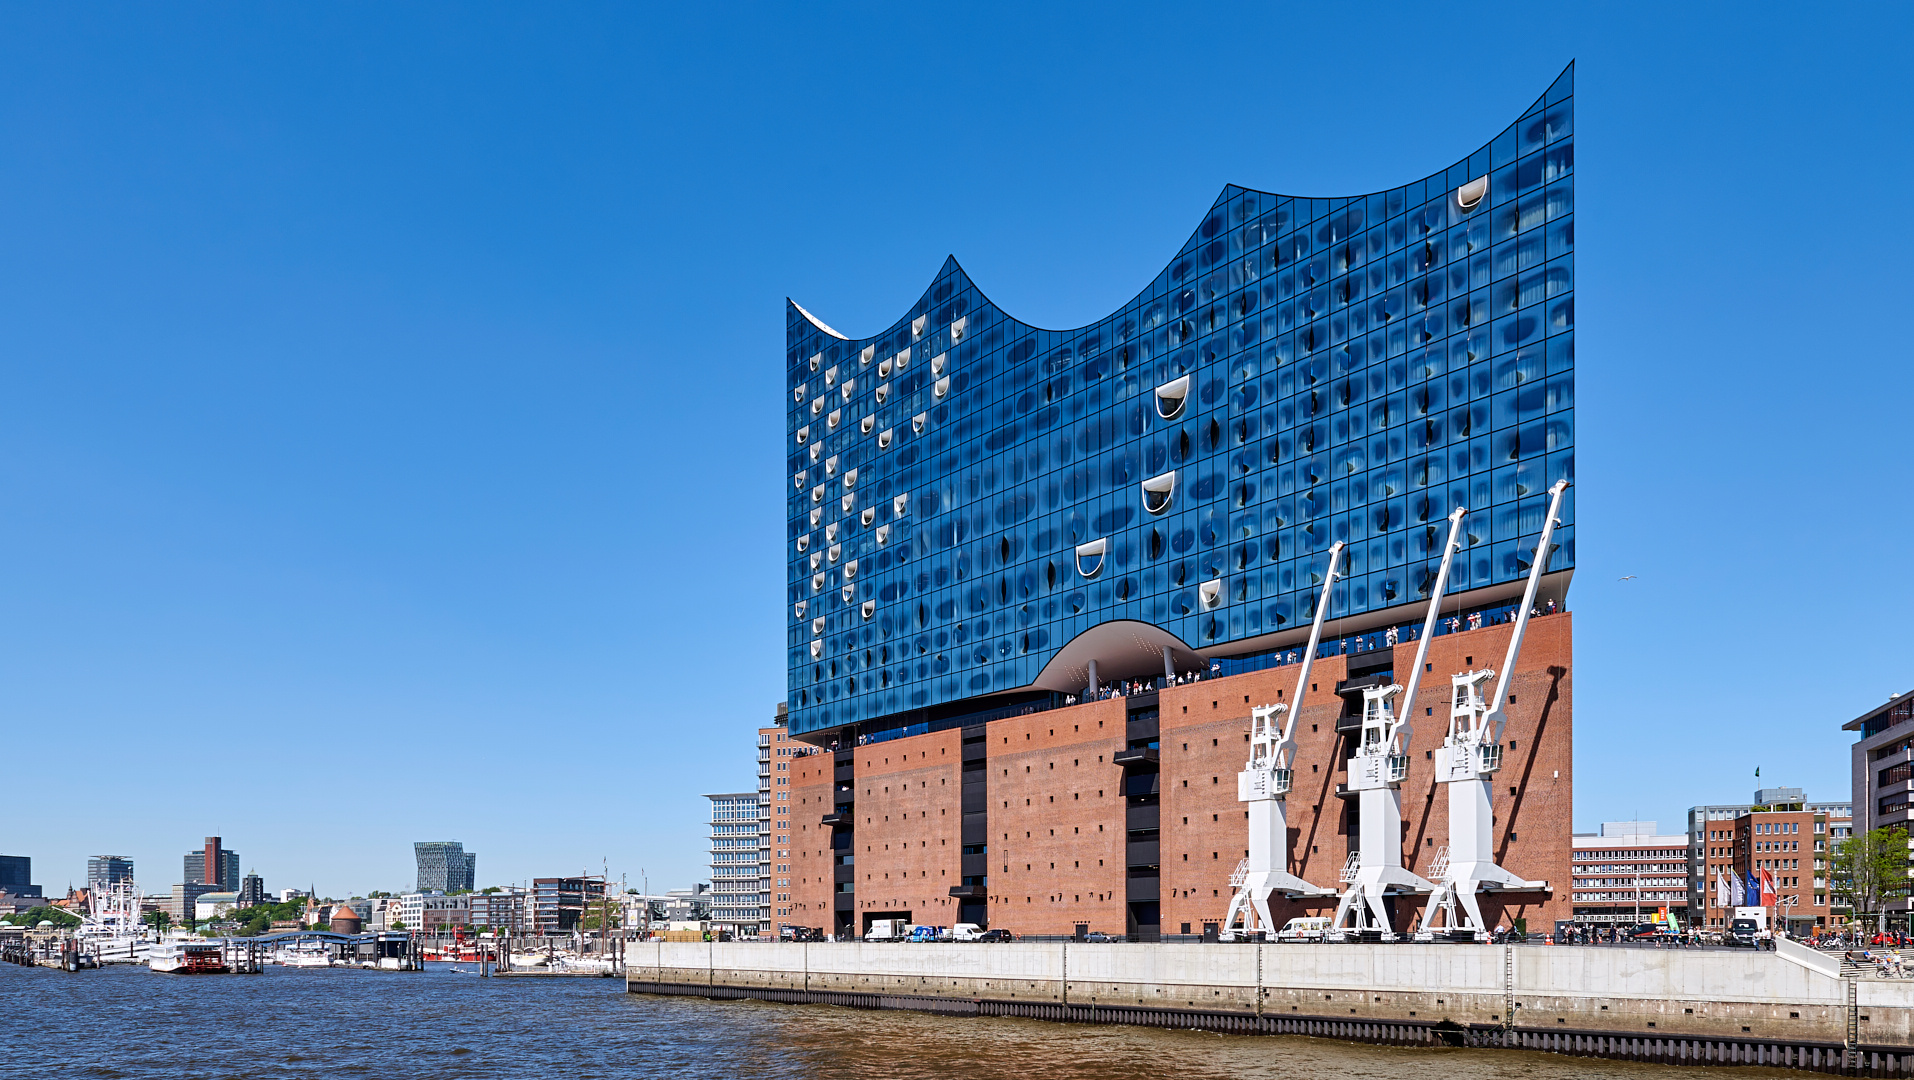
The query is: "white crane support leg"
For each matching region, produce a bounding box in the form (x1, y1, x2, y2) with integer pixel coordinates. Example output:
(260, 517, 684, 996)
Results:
(1328, 683, 1436, 942)
(1415, 479, 1567, 941)
(1220, 543, 1344, 941)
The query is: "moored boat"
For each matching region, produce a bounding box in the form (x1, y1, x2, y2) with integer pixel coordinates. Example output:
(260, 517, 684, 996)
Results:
(148, 942, 228, 973)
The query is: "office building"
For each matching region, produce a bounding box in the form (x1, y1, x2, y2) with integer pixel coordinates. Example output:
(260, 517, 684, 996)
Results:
(1568, 822, 1689, 927)
(1691, 789, 1852, 933)
(87, 856, 135, 894)
(0, 856, 40, 901)
(784, 68, 1576, 938)
(414, 841, 478, 893)
(237, 872, 265, 908)
(168, 883, 216, 923)
(1847, 694, 1914, 839)
(707, 793, 762, 937)
(182, 837, 239, 893)
(530, 877, 606, 935)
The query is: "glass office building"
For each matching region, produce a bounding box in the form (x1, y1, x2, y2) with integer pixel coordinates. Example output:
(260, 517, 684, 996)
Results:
(787, 67, 1574, 741)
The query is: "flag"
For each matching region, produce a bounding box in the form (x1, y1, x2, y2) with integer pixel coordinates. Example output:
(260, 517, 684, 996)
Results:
(1746, 871, 1761, 908)
(1760, 868, 1778, 907)
(1715, 869, 1730, 908)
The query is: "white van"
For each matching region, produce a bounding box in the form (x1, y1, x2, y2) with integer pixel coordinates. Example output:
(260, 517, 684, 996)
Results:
(1275, 916, 1332, 943)
(949, 923, 986, 941)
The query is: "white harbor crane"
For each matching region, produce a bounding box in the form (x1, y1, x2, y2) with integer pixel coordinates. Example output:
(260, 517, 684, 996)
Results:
(1218, 541, 1344, 941)
(1415, 478, 1568, 941)
(1324, 509, 1465, 941)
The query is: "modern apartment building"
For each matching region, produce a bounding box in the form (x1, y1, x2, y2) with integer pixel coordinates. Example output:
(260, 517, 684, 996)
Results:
(765, 707, 797, 935)
(87, 855, 135, 894)
(398, 892, 470, 934)
(784, 67, 1577, 939)
(182, 837, 239, 892)
(1568, 822, 1689, 927)
(467, 888, 527, 933)
(707, 792, 762, 937)
(237, 872, 265, 907)
(1690, 789, 1852, 933)
(530, 876, 606, 935)
(414, 841, 478, 894)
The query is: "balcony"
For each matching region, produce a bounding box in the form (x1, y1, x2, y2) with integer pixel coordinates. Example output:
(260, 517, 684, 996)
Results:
(1113, 747, 1159, 766)
(821, 811, 850, 826)
(948, 885, 987, 899)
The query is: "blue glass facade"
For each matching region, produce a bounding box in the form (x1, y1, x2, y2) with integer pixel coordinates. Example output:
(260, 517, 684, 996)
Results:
(787, 67, 1574, 740)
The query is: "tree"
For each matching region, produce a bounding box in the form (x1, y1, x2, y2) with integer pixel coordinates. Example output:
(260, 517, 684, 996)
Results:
(1, 905, 80, 929)
(1830, 825, 1909, 930)
(145, 910, 172, 935)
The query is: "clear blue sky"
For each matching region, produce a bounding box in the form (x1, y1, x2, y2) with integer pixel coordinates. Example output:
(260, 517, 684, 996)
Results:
(3, 4, 1910, 898)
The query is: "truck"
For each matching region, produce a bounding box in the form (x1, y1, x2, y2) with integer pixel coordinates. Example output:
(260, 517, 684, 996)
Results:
(864, 919, 907, 942)
(1727, 907, 1768, 948)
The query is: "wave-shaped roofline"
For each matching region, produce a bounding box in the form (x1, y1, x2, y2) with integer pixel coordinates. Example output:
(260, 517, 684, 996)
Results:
(790, 62, 1572, 345)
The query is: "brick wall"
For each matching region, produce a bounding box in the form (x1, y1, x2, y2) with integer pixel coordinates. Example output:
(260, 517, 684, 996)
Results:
(788, 612, 1573, 937)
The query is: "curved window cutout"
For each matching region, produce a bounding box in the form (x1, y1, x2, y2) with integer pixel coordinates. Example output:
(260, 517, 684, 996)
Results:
(861, 600, 876, 620)
(841, 494, 855, 513)
(931, 352, 947, 375)
(843, 468, 857, 490)
(809, 640, 822, 659)
(895, 347, 911, 370)
(811, 617, 824, 636)
(794, 601, 806, 618)
(824, 365, 838, 386)
(844, 559, 858, 580)
(911, 315, 927, 339)
(860, 344, 874, 365)
(811, 485, 824, 504)
(878, 359, 893, 378)
(860, 508, 875, 527)
(827, 409, 841, 429)
(1141, 470, 1177, 514)
(912, 412, 927, 434)
(951, 315, 967, 342)
(811, 398, 824, 416)
(878, 428, 893, 449)
(808, 508, 822, 527)
(825, 455, 838, 476)
(824, 522, 838, 542)
(840, 379, 855, 402)
(1154, 375, 1190, 419)
(808, 354, 821, 372)
(796, 426, 810, 445)
(841, 585, 854, 603)
(1457, 176, 1489, 210)
(793, 386, 806, 403)
(874, 382, 889, 404)
(793, 471, 807, 490)
(860, 415, 873, 434)
(934, 376, 949, 398)
(874, 524, 890, 545)
(795, 534, 809, 552)
(893, 493, 909, 516)
(809, 553, 821, 571)
(1075, 538, 1107, 578)
(811, 573, 825, 592)
(808, 443, 820, 463)
(1199, 579, 1222, 610)
(827, 544, 840, 563)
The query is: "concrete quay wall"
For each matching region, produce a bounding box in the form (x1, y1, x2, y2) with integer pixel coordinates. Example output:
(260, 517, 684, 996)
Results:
(628, 941, 1914, 1072)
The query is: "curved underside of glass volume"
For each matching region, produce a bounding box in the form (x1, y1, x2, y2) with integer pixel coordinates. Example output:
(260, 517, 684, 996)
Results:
(785, 65, 1575, 740)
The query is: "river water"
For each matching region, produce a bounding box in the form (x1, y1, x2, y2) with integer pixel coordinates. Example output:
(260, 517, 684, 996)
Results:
(1, 963, 1800, 1079)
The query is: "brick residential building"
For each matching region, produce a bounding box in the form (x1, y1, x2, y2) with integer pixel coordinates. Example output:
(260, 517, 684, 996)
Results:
(1690, 789, 1852, 935)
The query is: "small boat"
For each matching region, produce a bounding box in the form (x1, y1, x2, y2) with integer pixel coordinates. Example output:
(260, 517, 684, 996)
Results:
(149, 942, 229, 974)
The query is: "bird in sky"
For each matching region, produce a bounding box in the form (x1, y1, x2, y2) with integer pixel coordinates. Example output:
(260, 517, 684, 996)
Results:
(1617, 575, 1637, 581)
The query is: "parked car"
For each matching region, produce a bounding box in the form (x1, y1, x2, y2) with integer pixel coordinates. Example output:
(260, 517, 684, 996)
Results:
(975, 929, 1013, 942)
(1725, 919, 1761, 948)
(906, 925, 943, 943)
(1083, 931, 1113, 943)
(1275, 916, 1332, 943)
